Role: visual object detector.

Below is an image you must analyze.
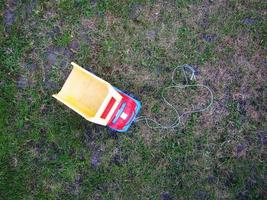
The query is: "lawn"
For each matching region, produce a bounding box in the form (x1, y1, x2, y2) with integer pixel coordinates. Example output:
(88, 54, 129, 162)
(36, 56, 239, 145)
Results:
(0, 0, 266, 199)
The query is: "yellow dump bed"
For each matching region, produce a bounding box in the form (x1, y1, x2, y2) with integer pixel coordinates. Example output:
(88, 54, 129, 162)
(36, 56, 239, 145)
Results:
(53, 62, 122, 126)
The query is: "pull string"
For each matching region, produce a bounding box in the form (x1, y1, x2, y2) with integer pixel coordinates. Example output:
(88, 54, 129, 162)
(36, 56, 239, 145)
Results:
(135, 64, 214, 129)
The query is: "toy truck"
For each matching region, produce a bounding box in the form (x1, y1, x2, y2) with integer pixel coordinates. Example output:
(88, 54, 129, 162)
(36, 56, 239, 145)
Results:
(53, 62, 141, 132)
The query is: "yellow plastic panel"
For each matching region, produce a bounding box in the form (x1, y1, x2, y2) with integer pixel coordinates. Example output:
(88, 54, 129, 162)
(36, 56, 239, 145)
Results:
(53, 63, 109, 119)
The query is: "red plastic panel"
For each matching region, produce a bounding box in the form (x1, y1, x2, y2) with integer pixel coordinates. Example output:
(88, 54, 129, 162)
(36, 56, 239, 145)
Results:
(107, 91, 137, 131)
(101, 97, 116, 119)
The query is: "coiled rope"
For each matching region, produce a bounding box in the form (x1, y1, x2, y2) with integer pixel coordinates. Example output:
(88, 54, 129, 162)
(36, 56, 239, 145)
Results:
(136, 64, 214, 129)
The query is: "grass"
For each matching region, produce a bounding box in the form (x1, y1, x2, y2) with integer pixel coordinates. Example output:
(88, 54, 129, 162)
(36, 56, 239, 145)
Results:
(0, 0, 266, 199)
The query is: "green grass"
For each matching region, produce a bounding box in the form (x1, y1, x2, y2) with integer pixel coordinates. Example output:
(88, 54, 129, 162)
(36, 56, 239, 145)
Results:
(0, 0, 266, 199)
(55, 32, 72, 47)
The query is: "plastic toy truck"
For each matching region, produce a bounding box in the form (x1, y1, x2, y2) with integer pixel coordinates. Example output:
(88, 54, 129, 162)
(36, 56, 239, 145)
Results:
(53, 62, 141, 132)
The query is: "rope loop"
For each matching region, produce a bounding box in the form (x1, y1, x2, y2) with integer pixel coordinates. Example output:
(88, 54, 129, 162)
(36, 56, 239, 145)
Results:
(136, 64, 214, 129)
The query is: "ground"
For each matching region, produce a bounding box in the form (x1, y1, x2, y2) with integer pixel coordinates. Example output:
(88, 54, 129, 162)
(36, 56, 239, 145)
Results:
(0, 0, 266, 199)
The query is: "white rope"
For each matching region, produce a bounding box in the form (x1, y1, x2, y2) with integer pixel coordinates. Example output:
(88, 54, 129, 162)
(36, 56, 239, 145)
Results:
(135, 64, 214, 129)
